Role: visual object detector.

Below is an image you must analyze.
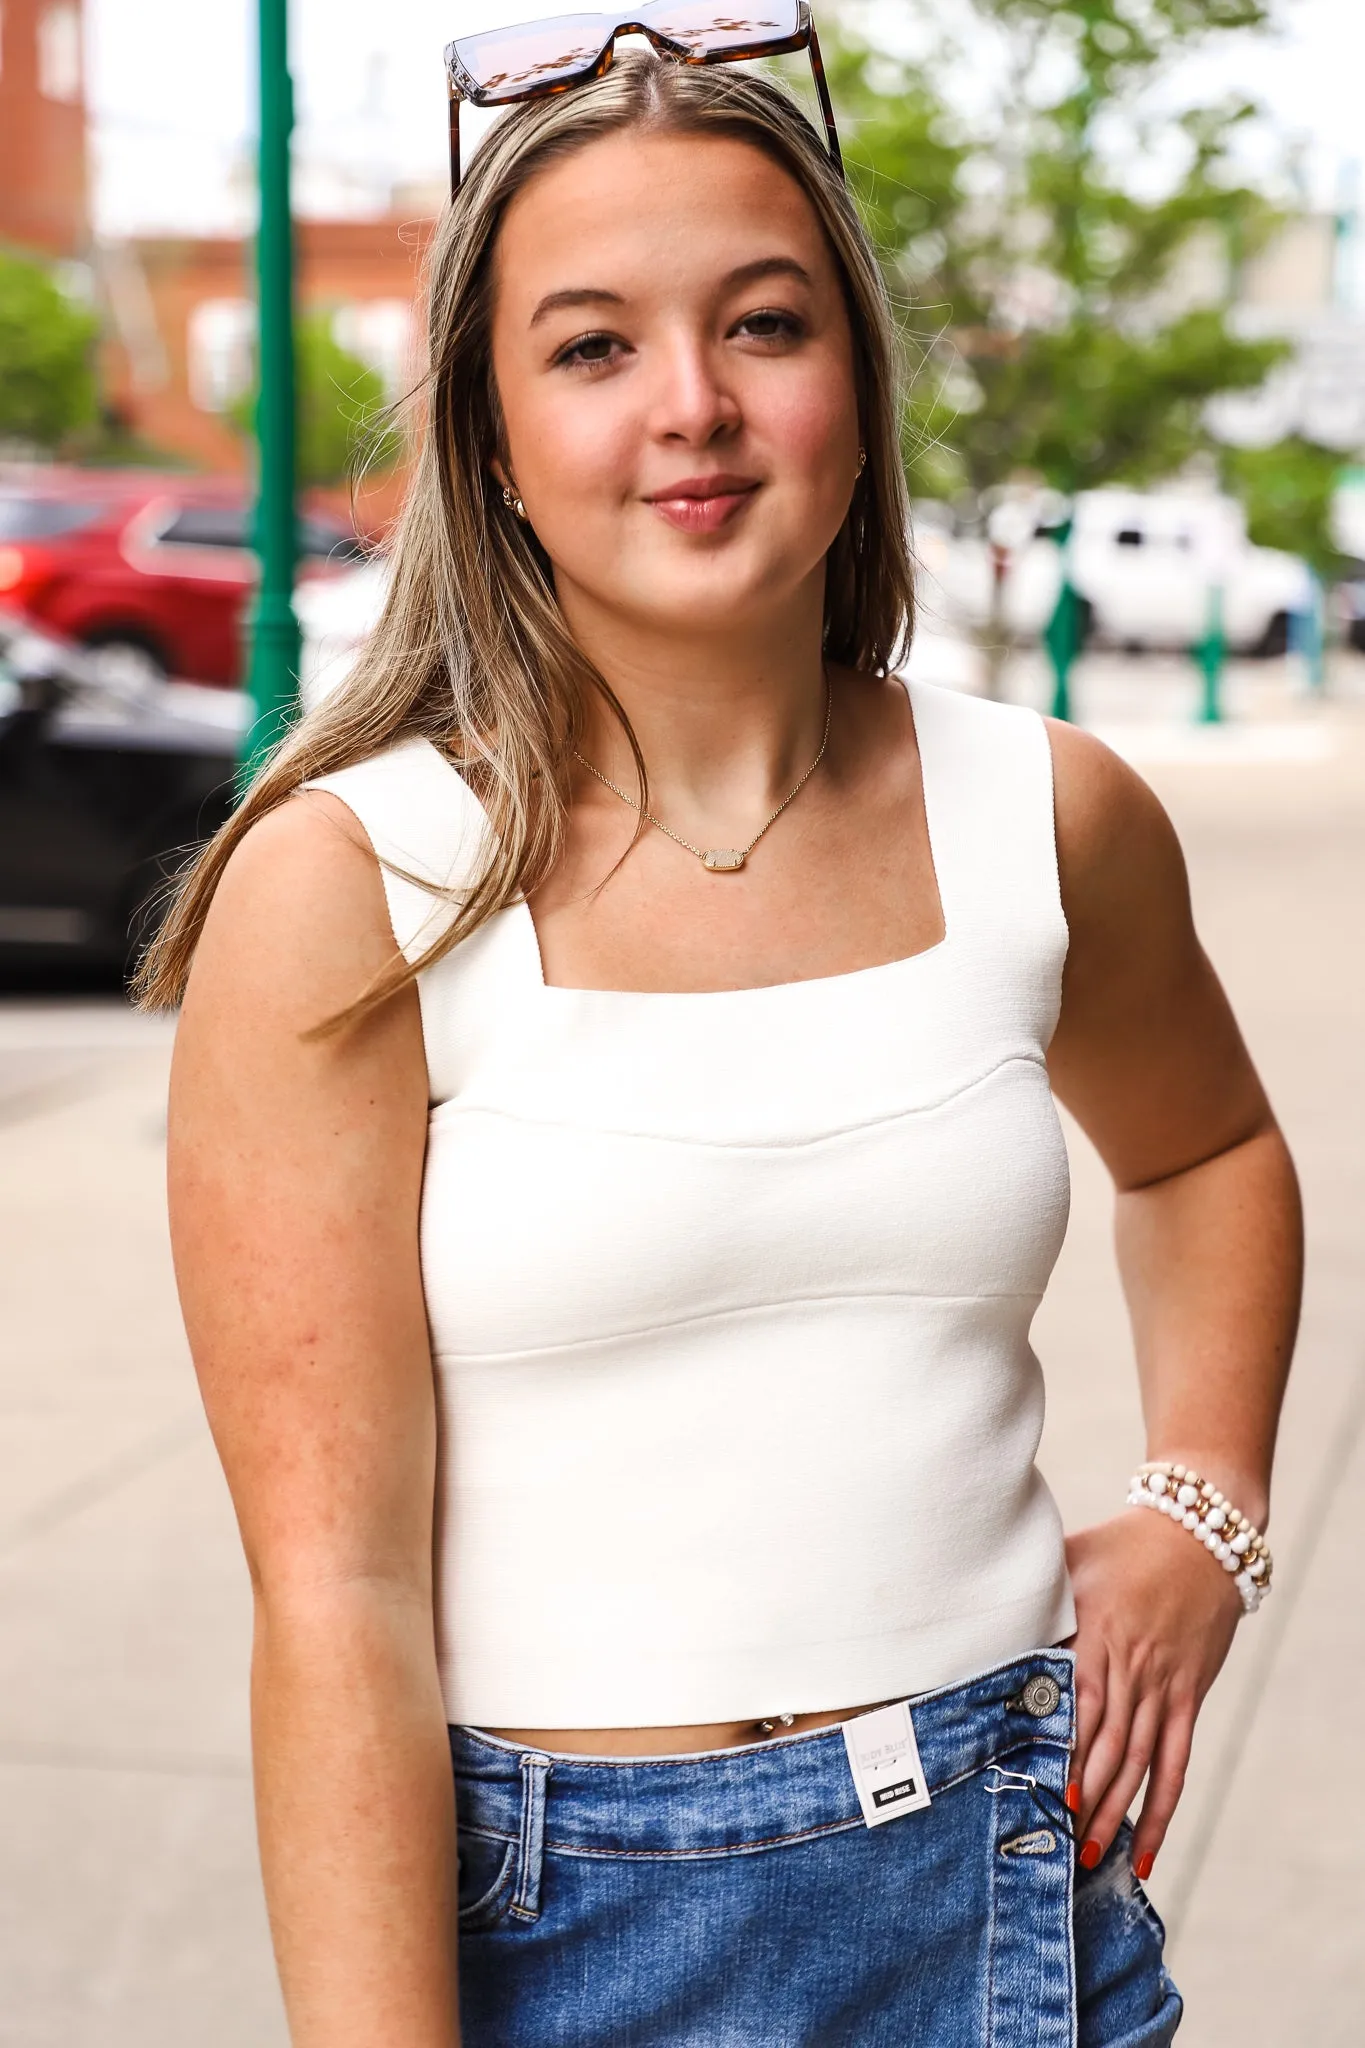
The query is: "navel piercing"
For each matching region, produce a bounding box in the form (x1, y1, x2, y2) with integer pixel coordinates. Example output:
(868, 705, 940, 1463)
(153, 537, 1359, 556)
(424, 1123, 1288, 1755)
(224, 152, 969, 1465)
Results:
(755, 1713, 797, 1735)
(501, 482, 528, 522)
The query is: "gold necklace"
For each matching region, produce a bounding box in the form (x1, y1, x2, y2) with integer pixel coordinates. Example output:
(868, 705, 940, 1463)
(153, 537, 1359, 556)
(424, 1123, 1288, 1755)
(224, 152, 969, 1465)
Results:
(573, 677, 832, 874)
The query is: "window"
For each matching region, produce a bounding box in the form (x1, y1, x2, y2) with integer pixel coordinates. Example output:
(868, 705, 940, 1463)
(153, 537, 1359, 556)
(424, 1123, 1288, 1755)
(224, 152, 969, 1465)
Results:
(155, 507, 363, 561)
(331, 299, 414, 400)
(155, 509, 250, 551)
(38, 3, 82, 102)
(187, 299, 255, 414)
(0, 498, 105, 541)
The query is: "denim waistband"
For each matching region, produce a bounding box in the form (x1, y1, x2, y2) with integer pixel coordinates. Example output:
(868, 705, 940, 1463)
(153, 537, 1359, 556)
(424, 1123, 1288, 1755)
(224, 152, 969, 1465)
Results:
(449, 1649, 1074, 1857)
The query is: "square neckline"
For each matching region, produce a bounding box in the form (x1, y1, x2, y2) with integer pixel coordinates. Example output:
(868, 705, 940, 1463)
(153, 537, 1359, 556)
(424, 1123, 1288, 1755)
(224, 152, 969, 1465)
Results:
(508, 673, 951, 1001)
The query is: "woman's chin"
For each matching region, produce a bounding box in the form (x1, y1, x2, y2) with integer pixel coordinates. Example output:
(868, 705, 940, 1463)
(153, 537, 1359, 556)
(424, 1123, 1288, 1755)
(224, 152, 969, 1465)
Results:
(566, 562, 810, 644)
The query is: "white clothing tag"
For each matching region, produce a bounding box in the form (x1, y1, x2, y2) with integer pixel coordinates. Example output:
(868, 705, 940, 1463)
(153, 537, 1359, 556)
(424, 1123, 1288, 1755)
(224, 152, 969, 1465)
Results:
(842, 1700, 932, 1828)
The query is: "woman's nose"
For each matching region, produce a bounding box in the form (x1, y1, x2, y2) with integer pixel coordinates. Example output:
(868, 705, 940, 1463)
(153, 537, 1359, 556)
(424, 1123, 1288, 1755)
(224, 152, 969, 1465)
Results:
(648, 337, 742, 445)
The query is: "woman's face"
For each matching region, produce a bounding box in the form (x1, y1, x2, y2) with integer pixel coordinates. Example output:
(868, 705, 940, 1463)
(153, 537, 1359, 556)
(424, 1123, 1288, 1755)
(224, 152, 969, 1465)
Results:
(488, 126, 862, 649)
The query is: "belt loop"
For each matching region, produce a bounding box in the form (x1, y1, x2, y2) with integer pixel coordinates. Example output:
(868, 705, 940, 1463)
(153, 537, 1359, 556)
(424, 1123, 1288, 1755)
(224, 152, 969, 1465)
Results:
(511, 1753, 551, 1922)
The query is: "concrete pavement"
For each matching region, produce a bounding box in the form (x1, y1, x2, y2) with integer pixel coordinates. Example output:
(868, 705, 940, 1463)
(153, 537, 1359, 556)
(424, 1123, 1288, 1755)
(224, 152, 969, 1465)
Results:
(1, 656, 1361, 2044)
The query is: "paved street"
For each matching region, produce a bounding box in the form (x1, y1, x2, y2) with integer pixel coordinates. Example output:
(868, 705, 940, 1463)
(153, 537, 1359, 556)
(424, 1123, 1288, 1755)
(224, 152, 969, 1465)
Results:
(1, 657, 1362, 2046)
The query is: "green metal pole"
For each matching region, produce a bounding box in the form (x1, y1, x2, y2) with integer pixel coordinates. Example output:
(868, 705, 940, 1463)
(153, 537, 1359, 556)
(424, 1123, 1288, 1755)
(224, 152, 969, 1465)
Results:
(1195, 584, 1226, 724)
(1301, 570, 1327, 696)
(242, 0, 299, 785)
(1042, 518, 1080, 722)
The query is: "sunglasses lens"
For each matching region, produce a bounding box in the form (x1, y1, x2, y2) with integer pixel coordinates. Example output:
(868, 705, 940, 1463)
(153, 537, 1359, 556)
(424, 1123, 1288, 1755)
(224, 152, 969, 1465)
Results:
(643, 2, 801, 52)
(448, 14, 612, 99)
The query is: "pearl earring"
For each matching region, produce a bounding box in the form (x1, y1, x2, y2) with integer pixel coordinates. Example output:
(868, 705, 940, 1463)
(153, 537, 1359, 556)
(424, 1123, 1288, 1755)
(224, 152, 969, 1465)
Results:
(501, 482, 528, 522)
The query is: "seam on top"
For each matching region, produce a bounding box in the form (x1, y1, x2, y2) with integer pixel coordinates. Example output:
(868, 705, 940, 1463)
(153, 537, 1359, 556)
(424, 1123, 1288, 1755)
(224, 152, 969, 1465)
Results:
(431, 1286, 1044, 1364)
(426, 1051, 1052, 1149)
(452, 1653, 1071, 1762)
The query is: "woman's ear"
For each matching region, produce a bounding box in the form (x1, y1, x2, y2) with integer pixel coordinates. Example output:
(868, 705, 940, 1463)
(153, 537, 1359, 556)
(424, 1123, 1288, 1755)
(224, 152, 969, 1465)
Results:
(489, 456, 511, 494)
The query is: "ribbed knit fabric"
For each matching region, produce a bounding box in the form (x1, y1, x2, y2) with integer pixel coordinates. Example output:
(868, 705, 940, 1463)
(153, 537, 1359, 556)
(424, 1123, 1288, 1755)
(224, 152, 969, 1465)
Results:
(306, 679, 1075, 1726)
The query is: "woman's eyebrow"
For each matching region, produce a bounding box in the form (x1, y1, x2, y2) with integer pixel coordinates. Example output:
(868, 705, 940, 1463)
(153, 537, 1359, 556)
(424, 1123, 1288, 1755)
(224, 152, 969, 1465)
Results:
(528, 256, 814, 329)
(530, 286, 625, 328)
(724, 256, 814, 291)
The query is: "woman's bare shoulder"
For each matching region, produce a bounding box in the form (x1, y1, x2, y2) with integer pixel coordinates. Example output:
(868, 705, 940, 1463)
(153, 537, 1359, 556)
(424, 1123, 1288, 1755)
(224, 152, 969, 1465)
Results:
(184, 791, 402, 1038)
(1043, 717, 1190, 939)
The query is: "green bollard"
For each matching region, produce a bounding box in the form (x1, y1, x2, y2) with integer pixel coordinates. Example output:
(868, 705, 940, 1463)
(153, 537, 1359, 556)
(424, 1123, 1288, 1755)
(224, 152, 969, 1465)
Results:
(1043, 578, 1084, 724)
(1194, 586, 1226, 724)
(1295, 572, 1327, 695)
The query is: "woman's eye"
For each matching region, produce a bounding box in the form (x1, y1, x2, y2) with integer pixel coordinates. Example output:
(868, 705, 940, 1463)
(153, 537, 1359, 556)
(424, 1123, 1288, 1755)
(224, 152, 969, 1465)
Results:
(735, 308, 804, 343)
(554, 332, 624, 371)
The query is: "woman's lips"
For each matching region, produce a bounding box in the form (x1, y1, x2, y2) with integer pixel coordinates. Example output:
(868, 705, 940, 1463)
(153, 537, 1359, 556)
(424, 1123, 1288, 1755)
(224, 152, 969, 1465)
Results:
(646, 478, 760, 535)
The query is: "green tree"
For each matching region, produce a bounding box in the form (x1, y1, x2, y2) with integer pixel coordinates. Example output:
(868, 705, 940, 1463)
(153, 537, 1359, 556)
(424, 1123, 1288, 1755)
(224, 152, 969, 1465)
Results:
(830, 0, 1292, 502)
(0, 248, 98, 449)
(232, 309, 400, 489)
(1220, 437, 1346, 576)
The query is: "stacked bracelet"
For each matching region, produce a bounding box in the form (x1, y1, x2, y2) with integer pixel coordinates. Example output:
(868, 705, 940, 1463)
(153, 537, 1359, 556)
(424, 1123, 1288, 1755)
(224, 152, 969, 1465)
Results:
(1126, 1460, 1273, 1615)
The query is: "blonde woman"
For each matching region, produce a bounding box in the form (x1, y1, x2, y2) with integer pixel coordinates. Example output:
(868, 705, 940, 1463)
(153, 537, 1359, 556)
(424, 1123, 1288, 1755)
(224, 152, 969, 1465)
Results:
(143, 32, 1300, 2048)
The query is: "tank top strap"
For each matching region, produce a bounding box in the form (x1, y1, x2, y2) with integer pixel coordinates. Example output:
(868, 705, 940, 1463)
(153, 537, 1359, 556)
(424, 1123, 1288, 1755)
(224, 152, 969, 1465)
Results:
(303, 734, 493, 964)
(907, 677, 1066, 947)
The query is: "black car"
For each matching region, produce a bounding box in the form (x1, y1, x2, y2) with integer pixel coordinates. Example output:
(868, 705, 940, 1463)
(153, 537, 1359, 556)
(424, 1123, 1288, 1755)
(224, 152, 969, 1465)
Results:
(0, 610, 242, 975)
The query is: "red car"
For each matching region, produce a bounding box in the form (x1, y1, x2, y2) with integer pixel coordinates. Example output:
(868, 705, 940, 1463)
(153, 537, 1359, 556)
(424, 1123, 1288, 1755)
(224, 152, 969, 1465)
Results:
(0, 467, 362, 687)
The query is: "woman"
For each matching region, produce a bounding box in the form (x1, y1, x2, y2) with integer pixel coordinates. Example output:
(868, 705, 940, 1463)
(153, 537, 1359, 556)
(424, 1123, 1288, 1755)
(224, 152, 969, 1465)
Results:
(143, 48, 1300, 2048)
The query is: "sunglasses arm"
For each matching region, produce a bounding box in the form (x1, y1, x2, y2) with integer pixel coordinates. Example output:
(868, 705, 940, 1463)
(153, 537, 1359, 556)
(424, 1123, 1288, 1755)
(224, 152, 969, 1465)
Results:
(448, 87, 462, 197)
(805, 24, 843, 179)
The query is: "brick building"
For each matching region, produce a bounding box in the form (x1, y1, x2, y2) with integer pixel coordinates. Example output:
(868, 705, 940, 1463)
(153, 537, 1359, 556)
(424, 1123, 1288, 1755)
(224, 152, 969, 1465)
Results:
(100, 212, 437, 524)
(0, 0, 435, 522)
(0, 0, 89, 257)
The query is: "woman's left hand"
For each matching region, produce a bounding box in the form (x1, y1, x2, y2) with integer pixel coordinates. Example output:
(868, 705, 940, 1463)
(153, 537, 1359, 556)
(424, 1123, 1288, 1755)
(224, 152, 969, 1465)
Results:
(1065, 1505, 1243, 1878)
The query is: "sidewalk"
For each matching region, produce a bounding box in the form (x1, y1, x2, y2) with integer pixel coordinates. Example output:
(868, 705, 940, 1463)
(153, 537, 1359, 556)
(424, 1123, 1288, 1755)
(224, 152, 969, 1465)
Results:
(1029, 684, 1365, 2044)
(1, 664, 1361, 2044)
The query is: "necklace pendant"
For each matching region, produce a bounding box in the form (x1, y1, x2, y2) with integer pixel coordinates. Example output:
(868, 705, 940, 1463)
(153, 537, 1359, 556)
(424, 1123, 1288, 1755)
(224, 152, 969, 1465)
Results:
(701, 848, 746, 872)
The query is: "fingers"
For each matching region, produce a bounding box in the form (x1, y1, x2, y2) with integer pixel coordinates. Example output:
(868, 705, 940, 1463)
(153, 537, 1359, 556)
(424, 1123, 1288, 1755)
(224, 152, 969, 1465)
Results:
(1067, 1639, 1108, 1819)
(1130, 1696, 1195, 1875)
(1075, 1648, 1130, 1833)
(1077, 1689, 1162, 1869)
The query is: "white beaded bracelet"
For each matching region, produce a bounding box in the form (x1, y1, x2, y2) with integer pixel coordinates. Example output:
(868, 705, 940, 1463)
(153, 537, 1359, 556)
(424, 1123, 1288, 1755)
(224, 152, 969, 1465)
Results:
(1126, 1460, 1273, 1616)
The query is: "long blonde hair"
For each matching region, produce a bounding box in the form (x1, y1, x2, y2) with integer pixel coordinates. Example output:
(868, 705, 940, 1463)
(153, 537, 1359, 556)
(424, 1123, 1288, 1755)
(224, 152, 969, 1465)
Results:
(134, 51, 915, 1021)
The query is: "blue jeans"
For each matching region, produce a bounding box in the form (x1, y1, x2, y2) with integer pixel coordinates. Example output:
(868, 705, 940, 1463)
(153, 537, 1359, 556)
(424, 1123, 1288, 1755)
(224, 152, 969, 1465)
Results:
(451, 1651, 1181, 2045)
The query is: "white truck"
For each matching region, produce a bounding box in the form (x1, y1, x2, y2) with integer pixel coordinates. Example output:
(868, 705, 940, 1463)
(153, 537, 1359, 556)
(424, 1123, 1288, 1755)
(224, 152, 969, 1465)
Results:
(916, 488, 1312, 655)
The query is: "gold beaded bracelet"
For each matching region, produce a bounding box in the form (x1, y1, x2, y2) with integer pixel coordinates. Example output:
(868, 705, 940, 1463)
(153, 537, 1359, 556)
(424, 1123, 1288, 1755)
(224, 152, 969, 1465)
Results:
(1127, 1460, 1273, 1614)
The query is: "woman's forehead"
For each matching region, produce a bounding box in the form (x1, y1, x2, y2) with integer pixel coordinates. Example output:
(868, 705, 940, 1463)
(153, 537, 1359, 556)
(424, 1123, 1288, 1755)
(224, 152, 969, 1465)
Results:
(493, 128, 832, 308)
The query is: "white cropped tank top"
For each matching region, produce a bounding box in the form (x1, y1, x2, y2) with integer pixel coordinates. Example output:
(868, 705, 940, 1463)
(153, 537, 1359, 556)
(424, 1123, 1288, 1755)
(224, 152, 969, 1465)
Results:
(307, 678, 1075, 1727)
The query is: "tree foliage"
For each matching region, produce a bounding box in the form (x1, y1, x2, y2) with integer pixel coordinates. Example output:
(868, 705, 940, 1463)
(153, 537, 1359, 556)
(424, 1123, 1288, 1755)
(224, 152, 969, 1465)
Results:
(232, 310, 400, 489)
(0, 248, 99, 450)
(830, 0, 1291, 501)
(1220, 437, 1346, 576)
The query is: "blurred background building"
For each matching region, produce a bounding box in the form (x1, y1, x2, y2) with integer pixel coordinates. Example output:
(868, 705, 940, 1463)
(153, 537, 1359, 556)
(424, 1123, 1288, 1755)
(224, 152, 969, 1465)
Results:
(0, 0, 89, 258)
(0, 0, 432, 523)
(98, 217, 429, 490)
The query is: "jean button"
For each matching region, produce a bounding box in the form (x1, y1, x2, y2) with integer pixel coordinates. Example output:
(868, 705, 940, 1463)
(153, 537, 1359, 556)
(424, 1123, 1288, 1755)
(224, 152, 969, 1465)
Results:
(1011, 1673, 1062, 1718)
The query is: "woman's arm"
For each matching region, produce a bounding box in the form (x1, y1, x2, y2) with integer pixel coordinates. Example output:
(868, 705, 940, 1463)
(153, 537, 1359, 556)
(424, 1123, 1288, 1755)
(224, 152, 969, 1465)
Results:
(169, 795, 460, 2046)
(1045, 724, 1302, 1877)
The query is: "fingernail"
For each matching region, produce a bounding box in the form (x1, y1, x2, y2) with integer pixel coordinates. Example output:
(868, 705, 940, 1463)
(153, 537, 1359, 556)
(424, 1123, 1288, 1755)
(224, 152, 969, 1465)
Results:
(1064, 1781, 1081, 1813)
(1079, 1838, 1103, 1870)
(1135, 1851, 1155, 1881)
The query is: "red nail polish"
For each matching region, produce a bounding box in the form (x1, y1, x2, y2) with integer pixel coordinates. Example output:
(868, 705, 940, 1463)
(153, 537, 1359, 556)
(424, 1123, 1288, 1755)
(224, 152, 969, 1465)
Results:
(1064, 1782, 1081, 1814)
(1079, 1838, 1103, 1869)
(1135, 1852, 1155, 1882)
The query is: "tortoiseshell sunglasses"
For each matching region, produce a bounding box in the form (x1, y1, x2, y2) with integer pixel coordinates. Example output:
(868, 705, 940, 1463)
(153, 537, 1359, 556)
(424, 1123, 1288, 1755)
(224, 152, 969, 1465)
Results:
(443, 1, 843, 195)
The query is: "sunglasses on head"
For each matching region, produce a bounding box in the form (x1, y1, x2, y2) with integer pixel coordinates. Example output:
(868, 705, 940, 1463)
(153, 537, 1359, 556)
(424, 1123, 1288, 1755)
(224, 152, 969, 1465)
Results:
(443, 2, 843, 196)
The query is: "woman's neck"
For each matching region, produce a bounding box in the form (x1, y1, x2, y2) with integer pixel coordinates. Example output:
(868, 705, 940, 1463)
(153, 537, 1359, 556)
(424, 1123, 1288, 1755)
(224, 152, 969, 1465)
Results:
(563, 592, 830, 816)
